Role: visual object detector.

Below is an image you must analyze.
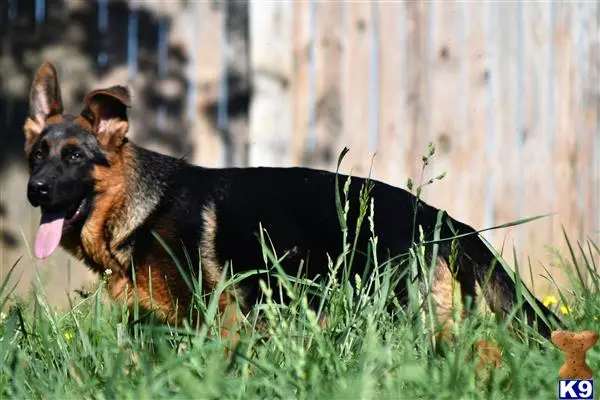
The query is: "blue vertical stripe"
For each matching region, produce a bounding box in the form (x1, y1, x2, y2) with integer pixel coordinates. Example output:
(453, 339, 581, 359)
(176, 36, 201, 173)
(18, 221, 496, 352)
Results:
(187, 3, 198, 122)
(157, 18, 169, 131)
(98, 0, 108, 32)
(127, 9, 139, 81)
(515, 0, 524, 251)
(34, 0, 45, 24)
(484, 2, 496, 241)
(97, 0, 108, 66)
(8, 0, 17, 21)
(218, 4, 228, 132)
(157, 19, 168, 78)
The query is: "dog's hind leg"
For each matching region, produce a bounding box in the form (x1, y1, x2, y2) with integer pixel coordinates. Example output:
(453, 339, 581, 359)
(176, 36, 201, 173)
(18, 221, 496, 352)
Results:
(423, 257, 502, 369)
(422, 257, 465, 345)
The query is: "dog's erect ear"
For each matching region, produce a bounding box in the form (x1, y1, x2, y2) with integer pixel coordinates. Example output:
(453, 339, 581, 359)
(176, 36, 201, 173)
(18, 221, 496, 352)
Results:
(29, 62, 63, 121)
(81, 86, 132, 148)
(24, 62, 63, 147)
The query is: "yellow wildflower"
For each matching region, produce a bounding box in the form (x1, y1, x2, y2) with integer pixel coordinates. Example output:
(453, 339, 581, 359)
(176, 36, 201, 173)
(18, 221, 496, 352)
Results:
(543, 296, 559, 308)
(559, 305, 571, 315)
(63, 331, 74, 341)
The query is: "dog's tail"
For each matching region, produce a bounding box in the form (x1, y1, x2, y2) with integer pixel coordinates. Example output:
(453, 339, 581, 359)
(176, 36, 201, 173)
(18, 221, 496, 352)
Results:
(457, 227, 564, 339)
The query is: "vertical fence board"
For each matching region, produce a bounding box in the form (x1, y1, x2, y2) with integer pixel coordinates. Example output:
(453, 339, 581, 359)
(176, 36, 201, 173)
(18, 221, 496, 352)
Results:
(375, 2, 407, 188)
(425, 1, 464, 218)
(338, 1, 373, 177)
(222, 1, 251, 168)
(487, 3, 520, 260)
(291, 1, 311, 166)
(248, 2, 293, 166)
(574, 1, 600, 271)
(405, 1, 430, 187)
(520, 2, 554, 290)
(584, 1, 600, 253)
(310, 1, 343, 170)
(190, 2, 225, 167)
(551, 3, 578, 286)
(463, 2, 489, 233)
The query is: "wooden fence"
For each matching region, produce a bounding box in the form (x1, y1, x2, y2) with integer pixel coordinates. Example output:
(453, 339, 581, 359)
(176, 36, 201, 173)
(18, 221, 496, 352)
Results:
(0, 0, 598, 305)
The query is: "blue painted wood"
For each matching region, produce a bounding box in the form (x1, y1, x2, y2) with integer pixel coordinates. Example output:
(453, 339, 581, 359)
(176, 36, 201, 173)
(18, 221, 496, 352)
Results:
(97, 0, 108, 66)
(7, 0, 17, 21)
(157, 17, 169, 131)
(127, 8, 138, 81)
(218, 3, 228, 132)
(34, 0, 45, 24)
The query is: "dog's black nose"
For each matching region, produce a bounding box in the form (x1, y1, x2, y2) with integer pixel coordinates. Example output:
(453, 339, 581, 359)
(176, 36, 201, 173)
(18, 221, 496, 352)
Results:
(30, 179, 49, 195)
(27, 179, 51, 205)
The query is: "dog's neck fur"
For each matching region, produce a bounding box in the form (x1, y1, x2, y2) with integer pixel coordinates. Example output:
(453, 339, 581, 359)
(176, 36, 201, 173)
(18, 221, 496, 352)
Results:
(113, 143, 182, 243)
(77, 141, 184, 273)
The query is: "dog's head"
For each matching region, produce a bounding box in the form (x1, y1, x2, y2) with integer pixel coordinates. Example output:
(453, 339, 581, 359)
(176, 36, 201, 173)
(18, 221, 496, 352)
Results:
(24, 61, 132, 260)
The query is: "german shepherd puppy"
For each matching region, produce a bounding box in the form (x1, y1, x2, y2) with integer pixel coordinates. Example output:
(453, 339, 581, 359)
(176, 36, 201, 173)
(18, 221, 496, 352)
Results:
(23, 62, 562, 342)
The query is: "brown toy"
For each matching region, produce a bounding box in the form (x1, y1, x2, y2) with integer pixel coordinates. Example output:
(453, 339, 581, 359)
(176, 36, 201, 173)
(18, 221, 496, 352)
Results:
(551, 330, 598, 379)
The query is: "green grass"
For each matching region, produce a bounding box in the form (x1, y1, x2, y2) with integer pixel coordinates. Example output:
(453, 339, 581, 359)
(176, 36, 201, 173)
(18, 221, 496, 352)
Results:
(1, 234, 598, 400)
(1, 148, 598, 399)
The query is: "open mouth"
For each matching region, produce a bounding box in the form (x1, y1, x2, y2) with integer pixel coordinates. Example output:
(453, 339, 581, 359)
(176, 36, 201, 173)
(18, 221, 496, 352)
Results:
(34, 198, 87, 260)
(65, 199, 86, 223)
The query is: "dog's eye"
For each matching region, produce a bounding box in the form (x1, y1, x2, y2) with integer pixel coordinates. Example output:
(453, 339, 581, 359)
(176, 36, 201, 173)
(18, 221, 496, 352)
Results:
(70, 151, 84, 162)
(32, 149, 44, 161)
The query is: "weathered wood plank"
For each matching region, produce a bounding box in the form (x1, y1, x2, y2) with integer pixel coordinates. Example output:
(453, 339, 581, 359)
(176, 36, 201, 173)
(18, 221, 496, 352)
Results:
(549, 2, 579, 288)
(189, 1, 226, 167)
(572, 1, 600, 278)
(424, 0, 464, 220)
(337, 1, 373, 178)
(486, 2, 521, 261)
(404, 0, 431, 189)
(374, 2, 407, 188)
(520, 1, 554, 291)
(248, 2, 293, 167)
(290, 1, 311, 166)
(308, 1, 344, 171)
(463, 1, 489, 234)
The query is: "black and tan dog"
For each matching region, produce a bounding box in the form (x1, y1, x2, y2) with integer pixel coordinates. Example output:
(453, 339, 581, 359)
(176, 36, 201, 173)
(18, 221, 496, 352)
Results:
(23, 62, 561, 345)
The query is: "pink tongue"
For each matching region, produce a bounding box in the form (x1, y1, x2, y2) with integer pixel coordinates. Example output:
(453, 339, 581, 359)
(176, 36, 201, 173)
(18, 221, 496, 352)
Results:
(34, 211, 66, 259)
